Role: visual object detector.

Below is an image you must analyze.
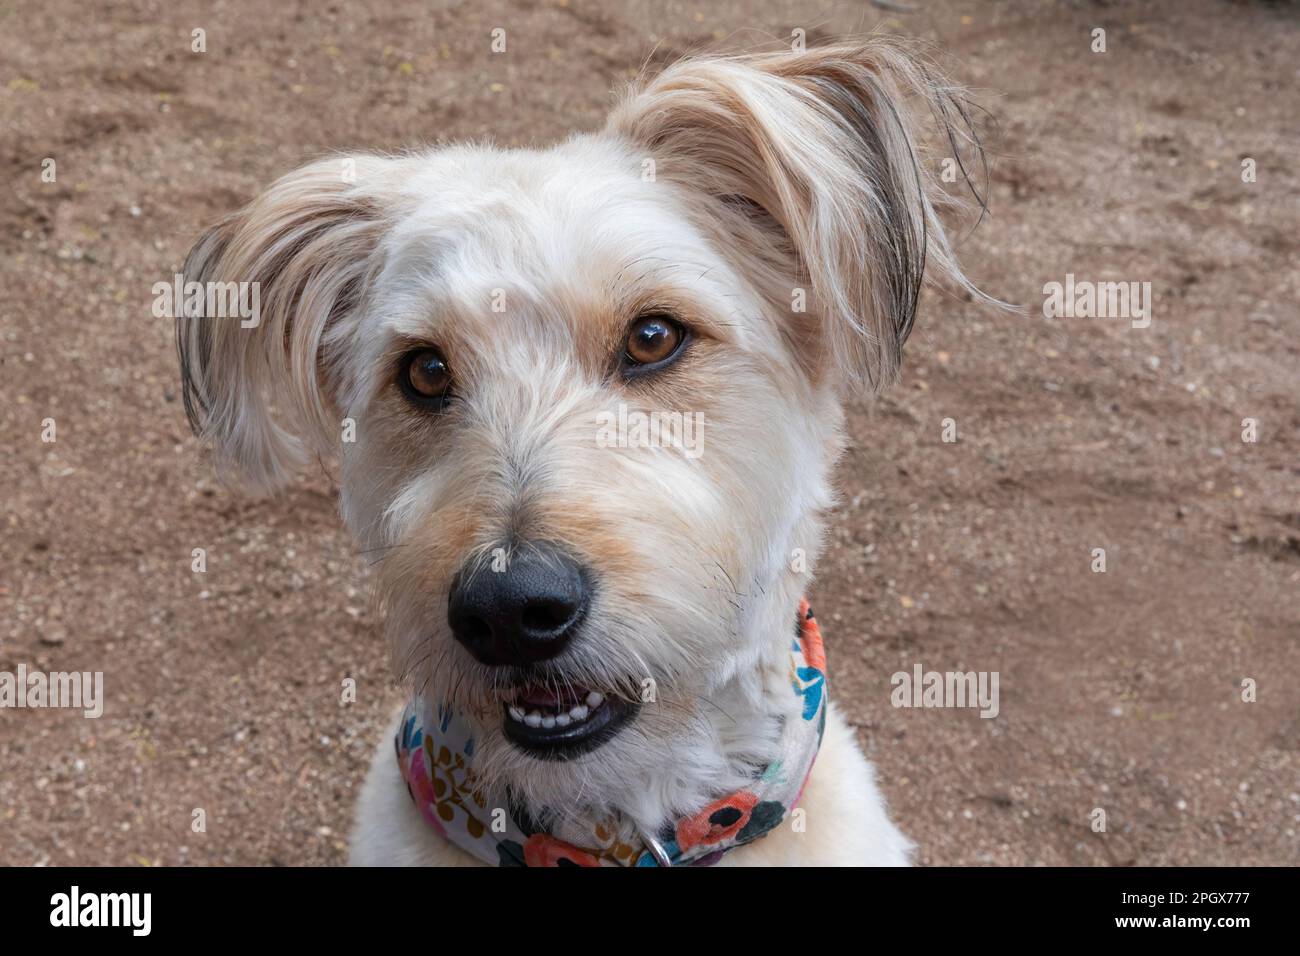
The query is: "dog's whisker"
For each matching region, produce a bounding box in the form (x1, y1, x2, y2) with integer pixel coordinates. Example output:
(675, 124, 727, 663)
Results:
(355, 543, 404, 556)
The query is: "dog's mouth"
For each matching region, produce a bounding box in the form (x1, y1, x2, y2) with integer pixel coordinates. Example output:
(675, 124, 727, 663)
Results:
(501, 682, 636, 759)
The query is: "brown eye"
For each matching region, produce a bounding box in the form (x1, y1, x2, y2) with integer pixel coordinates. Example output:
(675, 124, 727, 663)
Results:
(401, 348, 452, 407)
(624, 314, 686, 370)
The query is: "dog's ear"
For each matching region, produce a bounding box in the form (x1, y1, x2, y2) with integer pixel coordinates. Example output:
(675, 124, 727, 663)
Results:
(177, 155, 394, 494)
(607, 39, 991, 390)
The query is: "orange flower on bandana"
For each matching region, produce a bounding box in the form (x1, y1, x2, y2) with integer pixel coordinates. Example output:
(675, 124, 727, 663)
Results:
(798, 600, 826, 671)
(676, 791, 760, 851)
(523, 833, 603, 867)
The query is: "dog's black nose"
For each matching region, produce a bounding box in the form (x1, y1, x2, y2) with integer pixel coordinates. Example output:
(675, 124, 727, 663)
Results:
(447, 544, 590, 666)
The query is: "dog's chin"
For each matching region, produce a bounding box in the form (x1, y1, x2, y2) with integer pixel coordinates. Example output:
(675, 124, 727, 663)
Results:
(499, 681, 639, 761)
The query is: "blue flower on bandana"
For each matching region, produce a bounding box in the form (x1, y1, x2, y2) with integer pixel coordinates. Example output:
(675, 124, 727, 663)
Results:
(795, 667, 823, 720)
(792, 638, 825, 721)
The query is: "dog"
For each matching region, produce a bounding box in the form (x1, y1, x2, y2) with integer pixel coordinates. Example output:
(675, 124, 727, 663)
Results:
(177, 38, 989, 866)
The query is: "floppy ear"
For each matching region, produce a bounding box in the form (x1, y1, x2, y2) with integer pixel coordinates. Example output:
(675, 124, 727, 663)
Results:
(177, 155, 394, 494)
(607, 38, 991, 390)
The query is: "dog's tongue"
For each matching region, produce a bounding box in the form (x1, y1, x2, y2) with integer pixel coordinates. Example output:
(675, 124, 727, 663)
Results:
(518, 684, 587, 709)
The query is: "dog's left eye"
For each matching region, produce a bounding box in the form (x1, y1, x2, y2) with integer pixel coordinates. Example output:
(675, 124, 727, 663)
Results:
(399, 348, 453, 409)
(622, 313, 687, 372)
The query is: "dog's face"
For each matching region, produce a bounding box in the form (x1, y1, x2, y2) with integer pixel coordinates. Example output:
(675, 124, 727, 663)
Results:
(339, 142, 842, 792)
(179, 42, 984, 816)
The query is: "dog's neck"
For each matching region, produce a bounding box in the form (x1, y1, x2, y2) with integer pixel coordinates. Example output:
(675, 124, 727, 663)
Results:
(395, 587, 828, 866)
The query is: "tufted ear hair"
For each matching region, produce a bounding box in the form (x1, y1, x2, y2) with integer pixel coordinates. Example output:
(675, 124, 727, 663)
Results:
(176, 155, 395, 494)
(606, 38, 994, 391)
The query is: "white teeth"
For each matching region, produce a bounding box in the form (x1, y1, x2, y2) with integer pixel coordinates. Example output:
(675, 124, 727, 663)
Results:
(508, 694, 604, 729)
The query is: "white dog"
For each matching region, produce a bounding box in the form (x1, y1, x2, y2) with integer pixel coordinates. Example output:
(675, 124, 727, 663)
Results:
(178, 39, 988, 866)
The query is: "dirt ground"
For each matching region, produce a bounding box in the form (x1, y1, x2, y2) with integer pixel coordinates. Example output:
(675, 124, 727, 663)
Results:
(1, 0, 1297, 867)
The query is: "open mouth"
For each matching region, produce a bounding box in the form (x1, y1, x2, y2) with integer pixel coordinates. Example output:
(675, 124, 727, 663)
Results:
(502, 683, 636, 759)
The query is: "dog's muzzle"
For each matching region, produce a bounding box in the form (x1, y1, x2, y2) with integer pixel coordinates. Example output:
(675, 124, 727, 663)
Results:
(446, 542, 633, 757)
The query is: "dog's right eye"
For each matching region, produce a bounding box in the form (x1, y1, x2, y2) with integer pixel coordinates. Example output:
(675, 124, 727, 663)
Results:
(399, 348, 453, 409)
(622, 313, 688, 375)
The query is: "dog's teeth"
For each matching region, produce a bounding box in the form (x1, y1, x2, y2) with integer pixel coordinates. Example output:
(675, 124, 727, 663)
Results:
(510, 695, 602, 729)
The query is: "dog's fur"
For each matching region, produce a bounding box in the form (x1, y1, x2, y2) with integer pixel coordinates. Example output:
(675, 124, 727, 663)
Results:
(178, 39, 988, 866)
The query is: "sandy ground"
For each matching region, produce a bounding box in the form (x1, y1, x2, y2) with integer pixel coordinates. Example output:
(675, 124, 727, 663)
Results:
(1, 0, 1297, 867)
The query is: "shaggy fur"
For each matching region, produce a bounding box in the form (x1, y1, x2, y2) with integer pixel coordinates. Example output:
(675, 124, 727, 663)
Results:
(178, 38, 989, 865)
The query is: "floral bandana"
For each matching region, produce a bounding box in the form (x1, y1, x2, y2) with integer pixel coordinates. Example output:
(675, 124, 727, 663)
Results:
(396, 601, 828, 867)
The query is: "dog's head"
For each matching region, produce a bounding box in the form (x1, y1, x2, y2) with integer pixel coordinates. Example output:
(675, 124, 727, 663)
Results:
(179, 40, 987, 819)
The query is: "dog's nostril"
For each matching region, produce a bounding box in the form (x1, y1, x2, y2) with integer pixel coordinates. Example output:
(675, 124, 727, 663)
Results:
(456, 614, 492, 645)
(447, 543, 590, 666)
(520, 598, 577, 635)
